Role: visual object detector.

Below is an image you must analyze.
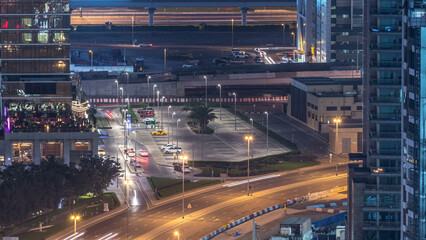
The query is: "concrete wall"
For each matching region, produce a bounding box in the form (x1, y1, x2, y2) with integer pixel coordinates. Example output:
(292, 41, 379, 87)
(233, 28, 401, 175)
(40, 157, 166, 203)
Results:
(328, 125, 362, 154)
(82, 79, 185, 98)
(3, 132, 98, 165)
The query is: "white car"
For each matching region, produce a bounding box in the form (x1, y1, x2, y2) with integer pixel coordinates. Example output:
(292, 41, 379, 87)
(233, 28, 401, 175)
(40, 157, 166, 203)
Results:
(160, 143, 176, 150)
(163, 147, 182, 154)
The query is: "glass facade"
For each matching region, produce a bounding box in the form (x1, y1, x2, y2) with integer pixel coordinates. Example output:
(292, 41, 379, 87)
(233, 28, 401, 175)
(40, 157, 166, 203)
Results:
(0, 0, 71, 101)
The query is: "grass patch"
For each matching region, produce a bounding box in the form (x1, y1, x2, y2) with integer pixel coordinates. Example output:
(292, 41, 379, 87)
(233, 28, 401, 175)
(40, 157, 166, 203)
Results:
(147, 177, 220, 199)
(4, 193, 120, 240)
(96, 117, 111, 129)
(192, 152, 319, 177)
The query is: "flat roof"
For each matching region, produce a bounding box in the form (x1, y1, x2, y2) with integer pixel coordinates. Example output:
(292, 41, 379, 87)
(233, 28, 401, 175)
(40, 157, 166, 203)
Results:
(281, 217, 310, 225)
(292, 77, 361, 86)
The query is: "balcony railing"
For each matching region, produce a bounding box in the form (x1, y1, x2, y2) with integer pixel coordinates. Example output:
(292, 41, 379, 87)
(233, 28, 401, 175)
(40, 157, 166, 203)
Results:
(365, 184, 401, 192)
(370, 43, 401, 50)
(369, 131, 401, 139)
(370, 114, 401, 121)
(370, 96, 401, 103)
(363, 221, 400, 229)
(369, 148, 401, 156)
(370, 60, 402, 68)
(363, 202, 400, 209)
(370, 26, 402, 32)
(370, 8, 401, 14)
(370, 79, 401, 86)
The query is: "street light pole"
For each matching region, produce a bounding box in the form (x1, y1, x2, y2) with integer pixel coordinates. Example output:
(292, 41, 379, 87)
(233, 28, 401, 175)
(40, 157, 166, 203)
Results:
(281, 23, 285, 47)
(291, 32, 295, 47)
(233, 92, 237, 130)
(174, 231, 180, 240)
(115, 80, 119, 105)
(265, 111, 269, 150)
(133, 131, 137, 153)
(181, 155, 188, 219)
(218, 84, 222, 120)
(168, 106, 171, 143)
(89, 50, 93, 71)
(161, 96, 165, 129)
(131, 15, 135, 46)
(126, 72, 130, 111)
(231, 19, 234, 48)
(70, 215, 80, 238)
(120, 87, 124, 105)
(157, 91, 160, 125)
(250, 118, 253, 134)
(153, 84, 157, 110)
(204, 76, 208, 107)
(333, 118, 341, 176)
(172, 112, 176, 144)
(245, 136, 253, 196)
(147, 76, 151, 107)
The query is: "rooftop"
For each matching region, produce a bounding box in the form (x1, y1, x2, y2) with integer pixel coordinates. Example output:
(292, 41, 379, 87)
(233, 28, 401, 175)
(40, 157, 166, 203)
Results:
(292, 77, 361, 86)
(281, 217, 311, 225)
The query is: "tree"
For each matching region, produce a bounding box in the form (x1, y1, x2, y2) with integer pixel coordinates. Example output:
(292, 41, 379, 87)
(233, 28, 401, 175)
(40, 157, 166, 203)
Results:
(77, 156, 120, 198)
(187, 104, 217, 134)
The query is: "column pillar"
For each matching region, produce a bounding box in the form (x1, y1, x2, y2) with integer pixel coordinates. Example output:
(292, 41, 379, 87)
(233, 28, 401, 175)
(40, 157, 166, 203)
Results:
(64, 140, 70, 165)
(148, 8, 156, 26)
(240, 7, 249, 26)
(33, 140, 41, 165)
(5, 140, 12, 165)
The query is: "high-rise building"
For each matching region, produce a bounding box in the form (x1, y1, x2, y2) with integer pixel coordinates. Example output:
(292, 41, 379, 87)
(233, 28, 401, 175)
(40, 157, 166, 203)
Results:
(401, 4, 426, 240)
(297, 0, 362, 64)
(0, 0, 97, 165)
(347, 0, 402, 238)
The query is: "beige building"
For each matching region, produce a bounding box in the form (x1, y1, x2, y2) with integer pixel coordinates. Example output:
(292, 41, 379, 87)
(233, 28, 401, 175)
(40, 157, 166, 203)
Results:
(328, 119, 362, 154)
(288, 77, 362, 133)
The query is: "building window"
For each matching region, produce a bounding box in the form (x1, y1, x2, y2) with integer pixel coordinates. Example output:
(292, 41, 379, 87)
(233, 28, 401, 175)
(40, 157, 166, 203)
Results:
(326, 106, 338, 111)
(22, 33, 32, 43)
(0, 155, 4, 166)
(54, 32, 66, 43)
(341, 106, 351, 110)
(343, 14, 349, 18)
(342, 32, 349, 36)
(21, 18, 32, 28)
(12, 142, 33, 163)
(38, 32, 48, 43)
(357, 106, 362, 110)
(42, 142, 63, 161)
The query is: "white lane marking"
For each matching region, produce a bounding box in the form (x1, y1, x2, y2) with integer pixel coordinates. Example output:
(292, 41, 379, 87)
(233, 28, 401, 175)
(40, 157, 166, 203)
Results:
(104, 233, 119, 240)
(97, 233, 113, 240)
(63, 232, 85, 240)
(223, 174, 281, 187)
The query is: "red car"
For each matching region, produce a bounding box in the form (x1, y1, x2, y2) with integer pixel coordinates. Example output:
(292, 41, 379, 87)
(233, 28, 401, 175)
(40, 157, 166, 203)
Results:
(140, 150, 149, 157)
(140, 111, 155, 117)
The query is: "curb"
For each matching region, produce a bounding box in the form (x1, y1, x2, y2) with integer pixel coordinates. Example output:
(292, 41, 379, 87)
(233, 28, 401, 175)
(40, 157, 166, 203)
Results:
(47, 205, 129, 240)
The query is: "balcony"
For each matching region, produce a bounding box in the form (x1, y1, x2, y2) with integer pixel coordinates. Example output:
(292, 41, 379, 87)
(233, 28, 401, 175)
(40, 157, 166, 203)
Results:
(370, 26, 402, 33)
(370, 60, 402, 68)
(369, 131, 401, 141)
(369, 148, 401, 157)
(370, 166, 401, 176)
(363, 221, 400, 231)
(370, 114, 401, 122)
(370, 43, 402, 50)
(364, 184, 401, 193)
(370, 96, 401, 105)
(363, 202, 401, 211)
(370, 79, 401, 87)
(370, 8, 401, 15)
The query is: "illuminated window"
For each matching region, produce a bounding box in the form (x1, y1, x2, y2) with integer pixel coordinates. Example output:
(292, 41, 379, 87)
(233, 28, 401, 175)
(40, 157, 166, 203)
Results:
(22, 33, 32, 43)
(0, 155, 4, 166)
(42, 142, 63, 161)
(38, 32, 48, 43)
(12, 142, 33, 163)
(54, 32, 66, 43)
(22, 18, 32, 28)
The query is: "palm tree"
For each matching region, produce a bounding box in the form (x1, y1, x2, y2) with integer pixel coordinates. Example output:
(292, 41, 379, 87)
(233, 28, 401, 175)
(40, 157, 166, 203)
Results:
(188, 105, 217, 134)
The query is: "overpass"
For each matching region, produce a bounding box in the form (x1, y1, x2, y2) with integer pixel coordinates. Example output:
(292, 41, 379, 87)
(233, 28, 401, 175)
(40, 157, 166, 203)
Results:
(70, 0, 296, 26)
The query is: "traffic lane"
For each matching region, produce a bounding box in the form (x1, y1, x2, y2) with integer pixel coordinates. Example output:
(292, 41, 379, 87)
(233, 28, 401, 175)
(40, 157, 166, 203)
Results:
(82, 165, 344, 239)
(149, 177, 346, 240)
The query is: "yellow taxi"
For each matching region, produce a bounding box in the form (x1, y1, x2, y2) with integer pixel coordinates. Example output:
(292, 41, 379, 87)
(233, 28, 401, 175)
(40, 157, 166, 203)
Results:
(151, 130, 167, 135)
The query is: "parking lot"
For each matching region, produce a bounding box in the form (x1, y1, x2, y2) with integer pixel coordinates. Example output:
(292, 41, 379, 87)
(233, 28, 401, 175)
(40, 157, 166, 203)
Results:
(135, 105, 290, 166)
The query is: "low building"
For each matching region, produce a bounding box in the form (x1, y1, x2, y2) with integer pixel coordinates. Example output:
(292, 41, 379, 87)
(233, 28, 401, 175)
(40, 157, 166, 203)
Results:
(271, 217, 312, 240)
(329, 119, 362, 154)
(287, 77, 362, 133)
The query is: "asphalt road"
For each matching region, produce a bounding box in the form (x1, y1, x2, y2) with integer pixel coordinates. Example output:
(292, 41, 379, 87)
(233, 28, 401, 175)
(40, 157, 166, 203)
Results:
(76, 162, 346, 240)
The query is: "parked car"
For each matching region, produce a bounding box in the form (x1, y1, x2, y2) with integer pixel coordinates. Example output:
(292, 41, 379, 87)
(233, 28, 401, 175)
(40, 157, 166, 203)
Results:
(161, 143, 176, 150)
(98, 148, 105, 156)
(140, 111, 155, 117)
(163, 146, 182, 154)
(139, 43, 153, 47)
(127, 149, 135, 157)
(138, 108, 154, 114)
(173, 163, 191, 173)
(152, 130, 167, 135)
(140, 150, 149, 157)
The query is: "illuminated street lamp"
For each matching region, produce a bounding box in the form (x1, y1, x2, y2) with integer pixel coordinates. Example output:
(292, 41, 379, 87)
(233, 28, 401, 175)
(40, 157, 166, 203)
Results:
(180, 155, 188, 219)
(217, 84, 222, 120)
(245, 136, 253, 196)
(120, 87, 124, 105)
(233, 92, 237, 130)
(89, 50, 93, 71)
(174, 231, 180, 240)
(204, 75, 208, 107)
(70, 215, 80, 237)
(153, 84, 157, 109)
(172, 112, 176, 144)
(281, 23, 285, 47)
(115, 80, 119, 105)
(333, 118, 341, 176)
(161, 96, 165, 129)
(264, 111, 269, 150)
(291, 32, 295, 46)
(147, 76, 151, 107)
(168, 106, 172, 143)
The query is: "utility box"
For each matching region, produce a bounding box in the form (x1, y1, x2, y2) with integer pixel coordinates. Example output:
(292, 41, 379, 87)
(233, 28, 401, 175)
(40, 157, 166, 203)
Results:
(273, 217, 312, 240)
